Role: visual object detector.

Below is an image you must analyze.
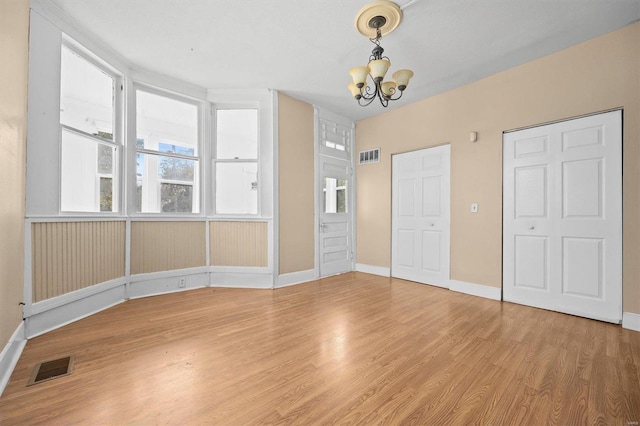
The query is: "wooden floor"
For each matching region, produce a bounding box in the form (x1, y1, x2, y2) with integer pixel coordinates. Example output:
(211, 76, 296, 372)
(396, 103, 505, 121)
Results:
(1, 272, 639, 425)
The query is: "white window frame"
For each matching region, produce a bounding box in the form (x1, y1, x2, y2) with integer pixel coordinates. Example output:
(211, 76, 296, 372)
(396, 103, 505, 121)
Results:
(59, 38, 124, 215)
(211, 103, 261, 218)
(132, 84, 204, 216)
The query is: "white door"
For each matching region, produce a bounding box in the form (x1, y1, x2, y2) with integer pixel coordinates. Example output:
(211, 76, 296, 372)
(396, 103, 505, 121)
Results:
(317, 111, 354, 278)
(503, 110, 622, 323)
(392, 145, 451, 287)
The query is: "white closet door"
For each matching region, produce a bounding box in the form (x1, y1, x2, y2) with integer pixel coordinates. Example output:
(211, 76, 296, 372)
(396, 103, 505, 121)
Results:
(392, 145, 450, 288)
(503, 110, 622, 323)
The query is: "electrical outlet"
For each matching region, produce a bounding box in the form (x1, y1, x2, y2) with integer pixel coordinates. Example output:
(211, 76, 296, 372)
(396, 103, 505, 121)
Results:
(178, 278, 186, 288)
(471, 203, 478, 213)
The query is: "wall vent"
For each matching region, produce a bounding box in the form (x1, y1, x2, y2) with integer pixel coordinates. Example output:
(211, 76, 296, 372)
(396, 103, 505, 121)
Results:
(359, 148, 380, 165)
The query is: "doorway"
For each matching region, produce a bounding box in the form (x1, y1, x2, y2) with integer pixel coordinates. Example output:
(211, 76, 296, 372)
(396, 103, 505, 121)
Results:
(316, 111, 354, 278)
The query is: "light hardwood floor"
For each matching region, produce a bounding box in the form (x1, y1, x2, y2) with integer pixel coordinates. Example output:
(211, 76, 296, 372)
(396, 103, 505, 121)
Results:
(1, 272, 639, 424)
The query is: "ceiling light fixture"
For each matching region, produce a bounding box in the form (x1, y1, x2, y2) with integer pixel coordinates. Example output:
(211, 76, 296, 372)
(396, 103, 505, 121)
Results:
(348, 1, 414, 108)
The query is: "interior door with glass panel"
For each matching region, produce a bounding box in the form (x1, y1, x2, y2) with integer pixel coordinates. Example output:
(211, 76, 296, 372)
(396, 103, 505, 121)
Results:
(319, 155, 353, 277)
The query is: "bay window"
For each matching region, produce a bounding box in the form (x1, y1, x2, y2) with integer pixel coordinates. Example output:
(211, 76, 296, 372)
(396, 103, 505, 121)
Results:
(214, 109, 259, 215)
(135, 89, 201, 214)
(60, 44, 120, 213)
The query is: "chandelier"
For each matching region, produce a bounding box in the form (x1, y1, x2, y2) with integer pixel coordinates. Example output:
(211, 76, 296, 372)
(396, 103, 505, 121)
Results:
(348, 1, 414, 107)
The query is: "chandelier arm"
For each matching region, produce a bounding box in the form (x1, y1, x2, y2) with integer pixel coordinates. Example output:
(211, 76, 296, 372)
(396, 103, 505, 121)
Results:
(361, 81, 377, 99)
(357, 94, 379, 107)
(376, 87, 389, 107)
(385, 86, 404, 101)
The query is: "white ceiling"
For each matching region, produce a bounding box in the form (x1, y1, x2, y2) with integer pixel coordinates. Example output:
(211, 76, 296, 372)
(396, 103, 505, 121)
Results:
(46, 0, 640, 122)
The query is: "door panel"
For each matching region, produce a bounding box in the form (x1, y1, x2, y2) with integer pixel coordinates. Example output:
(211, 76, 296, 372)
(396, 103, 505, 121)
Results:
(562, 159, 602, 218)
(421, 231, 441, 271)
(562, 237, 603, 298)
(514, 235, 548, 290)
(422, 177, 441, 215)
(503, 110, 622, 323)
(515, 166, 547, 217)
(319, 155, 352, 277)
(392, 145, 450, 288)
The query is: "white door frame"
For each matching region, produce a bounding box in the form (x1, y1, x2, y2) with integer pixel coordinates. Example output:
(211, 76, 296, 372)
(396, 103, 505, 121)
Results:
(314, 107, 356, 278)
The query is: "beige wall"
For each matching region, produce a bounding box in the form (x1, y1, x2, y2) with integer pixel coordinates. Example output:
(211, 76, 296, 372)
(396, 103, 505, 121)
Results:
(356, 23, 640, 314)
(0, 0, 29, 347)
(31, 222, 125, 302)
(210, 221, 268, 267)
(131, 222, 206, 274)
(278, 93, 315, 274)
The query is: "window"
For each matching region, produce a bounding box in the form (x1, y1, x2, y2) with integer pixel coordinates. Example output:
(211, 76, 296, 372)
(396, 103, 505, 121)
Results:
(214, 109, 259, 215)
(60, 45, 119, 212)
(135, 89, 200, 213)
(323, 178, 347, 213)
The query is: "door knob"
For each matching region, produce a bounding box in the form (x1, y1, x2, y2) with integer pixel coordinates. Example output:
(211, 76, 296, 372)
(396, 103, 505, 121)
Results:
(529, 225, 535, 230)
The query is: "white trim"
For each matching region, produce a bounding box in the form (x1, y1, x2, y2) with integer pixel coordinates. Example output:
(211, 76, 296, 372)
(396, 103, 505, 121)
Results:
(29, 278, 125, 315)
(0, 322, 27, 397)
(129, 67, 206, 101)
(23, 220, 33, 317)
(450, 279, 502, 301)
(276, 269, 318, 289)
(209, 266, 271, 274)
(25, 285, 125, 339)
(622, 312, 640, 332)
(26, 215, 127, 222)
(272, 90, 280, 289)
(356, 263, 391, 277)
(207, 88, 271, 103)
(124, 218, 131, 298)
(129, 267, 209, 283)
(209, 272, 273, 289)
(128, 272, 208, 299)
(313, 107, 320, 277)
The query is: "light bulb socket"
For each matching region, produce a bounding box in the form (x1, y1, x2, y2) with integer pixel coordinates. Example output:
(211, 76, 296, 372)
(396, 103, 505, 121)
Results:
(397, 85, 406, 91)
(373, 76, 383, 83)
(356, 82, 364, 89)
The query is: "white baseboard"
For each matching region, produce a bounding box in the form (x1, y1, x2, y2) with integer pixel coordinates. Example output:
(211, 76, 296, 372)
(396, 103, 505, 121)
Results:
(0, 322, 26, 397)
(623, 312, 640, 332)
(449, 279, 502, 301)
(276, 269, 318, 288)
(209, 272, 273, 289)
(128, 271, 209, 299)
(25, 285, 126, 339)
(27, 278, 125, 316)
(356, 263, 391, 277)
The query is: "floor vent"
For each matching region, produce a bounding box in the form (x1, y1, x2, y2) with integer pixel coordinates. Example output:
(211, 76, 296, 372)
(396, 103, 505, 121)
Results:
(27, 355, 75, 386)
